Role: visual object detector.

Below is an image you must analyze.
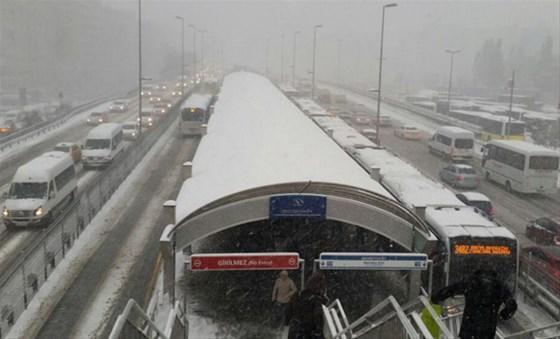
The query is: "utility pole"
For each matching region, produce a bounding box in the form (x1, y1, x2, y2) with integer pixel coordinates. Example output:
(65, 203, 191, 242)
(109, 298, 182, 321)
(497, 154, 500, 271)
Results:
(337, 38, 343, 84)
(292, 30, 300, 87)
(280, 33, 285, 84)
(311, 24, 323, 99)
(507, 70, 515, 137)
(176, 16, 185, 96)
(199, 29, 206, 80)
(445, 49, 461, 115)
(138, 0, 142, 136)
(189, 24, 197, 82)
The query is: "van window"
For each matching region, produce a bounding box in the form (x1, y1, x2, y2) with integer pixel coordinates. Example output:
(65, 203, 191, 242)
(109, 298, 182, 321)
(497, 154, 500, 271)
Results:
(454, 138, 473, 149)
(85, 139, 110, 150)
(436, 134, 452, 146)
(54, 165, 76, 190)
(8, 182, 47, 199)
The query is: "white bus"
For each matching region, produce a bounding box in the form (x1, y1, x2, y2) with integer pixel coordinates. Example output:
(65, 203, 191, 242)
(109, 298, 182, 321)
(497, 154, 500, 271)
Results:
(82, 123, 124, 169)
(180, 94, 213, 137)
(482, 140, 559, 194)
(3, 151, 77, 229)
(428, 126, 474, 162)
(425, 206, 518, 292)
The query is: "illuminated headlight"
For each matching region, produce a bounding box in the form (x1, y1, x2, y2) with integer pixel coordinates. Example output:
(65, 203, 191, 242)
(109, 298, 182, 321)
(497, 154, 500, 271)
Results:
(87, 118, 91, 122)
(131, 133, 136, 136)
(98, 119, 103, 122)
(148, 117, 153, 122)
(167, 103, 172, 108)
(149, 122, 153, 127)
(137, 118, 140, 121)
(141, 91, 145, 95)
(34, 207, 43, 216)
(2, 207, 8, 217)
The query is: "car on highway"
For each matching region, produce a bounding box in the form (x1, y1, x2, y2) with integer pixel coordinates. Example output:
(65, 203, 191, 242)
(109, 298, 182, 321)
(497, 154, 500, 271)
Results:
(456, 191, 495, 220)
(149, 95, 162, 103)
(82, 123, 125, 169)
(154, 102, 169, 115)
(109, 100, 128, 113)
(54, 142, 82, 164)
(520, 246, 560, 294)
(372, 115, 392, 127)
(352, 113, 372, 126)
(171, 90, 182, 97)
(140, 85, 153, 97)
(429, 126, 474, 162)
(138, 106, 158, 128)
(526, 217, 560, 245)
(155, 83, 168, 91)
(394, 125, 423, 140)
(122, 121, 139, 141)
(439, 164, 479, 189)
(86, 112, 109, 126)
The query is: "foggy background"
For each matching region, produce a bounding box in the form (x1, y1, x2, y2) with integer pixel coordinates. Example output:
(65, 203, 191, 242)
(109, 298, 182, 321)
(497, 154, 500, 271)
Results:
(1, 0, 558, 105)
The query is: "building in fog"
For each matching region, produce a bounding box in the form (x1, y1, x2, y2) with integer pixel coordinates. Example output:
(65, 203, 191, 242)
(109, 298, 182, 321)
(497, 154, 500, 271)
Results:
(0, 0, 136, 101)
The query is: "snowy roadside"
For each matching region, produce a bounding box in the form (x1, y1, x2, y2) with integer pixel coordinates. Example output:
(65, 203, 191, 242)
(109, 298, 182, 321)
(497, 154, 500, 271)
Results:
(7, 118, 178, 339)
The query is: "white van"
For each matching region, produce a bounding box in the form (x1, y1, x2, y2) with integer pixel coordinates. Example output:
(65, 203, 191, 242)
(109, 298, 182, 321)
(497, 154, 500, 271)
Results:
(82, 123, 124, 169)
(2, 152, 77, 229)
(428, 126, 474, 161)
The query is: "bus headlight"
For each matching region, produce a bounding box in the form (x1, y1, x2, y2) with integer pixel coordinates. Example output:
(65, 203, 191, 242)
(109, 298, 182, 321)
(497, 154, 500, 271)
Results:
(2, 207, 8, 217)
(34, 207, 43, 216)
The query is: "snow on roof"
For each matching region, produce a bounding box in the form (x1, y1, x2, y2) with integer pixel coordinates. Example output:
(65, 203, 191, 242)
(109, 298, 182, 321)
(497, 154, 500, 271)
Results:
(13, 151, 73, 183)
(382, 175, 463, 209)
(425, 206, 515, 240)
(436, 125, 474, 136)
(86, 123, 121, 139)
(175, 72, 393, 223)
(180, 93, 213, 110)
(489, 140, 560, 156)
(459, 191, 491, 202)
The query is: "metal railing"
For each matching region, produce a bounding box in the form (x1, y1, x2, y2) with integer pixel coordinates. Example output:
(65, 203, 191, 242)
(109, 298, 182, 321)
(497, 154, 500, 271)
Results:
(108, 299, 170, 339)
(0, 89, 190, 338)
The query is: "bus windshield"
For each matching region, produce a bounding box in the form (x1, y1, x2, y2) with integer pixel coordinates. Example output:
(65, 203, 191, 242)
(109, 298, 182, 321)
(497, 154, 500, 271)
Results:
(9, 182, 48, 199)
(454, 138, 473, 149)
(182, 109, 204, 122)
(529, 156, 560, 170)
(85, 139, 110, 150)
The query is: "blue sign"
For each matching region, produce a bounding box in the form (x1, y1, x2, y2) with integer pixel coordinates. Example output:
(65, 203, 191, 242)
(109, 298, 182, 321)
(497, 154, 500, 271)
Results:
(270, 195, 327, 221)
(319, 252, 428, 271)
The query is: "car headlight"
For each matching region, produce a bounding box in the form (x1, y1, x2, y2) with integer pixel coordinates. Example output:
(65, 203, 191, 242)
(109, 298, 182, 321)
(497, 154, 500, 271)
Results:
(148, 118, 152, 121)
(98, 119, 103, 122)
(2, 207, 8, 217)
(87, 119, 91, 122)
(132, 132, 136, 136)
(167, 104, 172, 108)
(141, 91, 145, 95)
(34, 207, 43, 216)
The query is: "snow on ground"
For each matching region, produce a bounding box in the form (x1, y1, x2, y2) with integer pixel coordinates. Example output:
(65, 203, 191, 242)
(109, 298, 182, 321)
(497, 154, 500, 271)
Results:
(8, 118, 178, 339)
(0, 100, 115, 163)
(70, 120, 180, 338)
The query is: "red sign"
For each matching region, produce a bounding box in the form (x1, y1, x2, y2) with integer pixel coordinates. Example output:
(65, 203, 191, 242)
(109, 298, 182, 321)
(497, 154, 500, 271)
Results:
(190, 253, 300, 271)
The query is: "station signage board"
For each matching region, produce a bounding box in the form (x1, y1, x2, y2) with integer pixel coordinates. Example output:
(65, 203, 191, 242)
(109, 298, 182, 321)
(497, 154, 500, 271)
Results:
(319, 252, 428, 271)
(190, 252, 300, 271)
(269, 195, 327, 220)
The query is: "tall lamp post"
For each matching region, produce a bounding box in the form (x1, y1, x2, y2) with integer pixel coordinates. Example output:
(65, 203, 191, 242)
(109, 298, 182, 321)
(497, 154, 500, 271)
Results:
(176, 16, 185, 96)
(199, 29, 206, 79)
(375, 3, 397, 146)
(507, 70, 515, 136)
(138, 0, 142, 136)
(445, 49, 461, 115)
(189, 24, 197, 82)
(280, 33, 285, 84)
(292, 30, 300, 87)
(311, 24, 323, 99)
(337, 38, 343, 84)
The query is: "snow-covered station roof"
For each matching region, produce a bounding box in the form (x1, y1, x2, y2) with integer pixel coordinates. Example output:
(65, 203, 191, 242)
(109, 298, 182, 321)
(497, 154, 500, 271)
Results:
(172, 72, 431, 251)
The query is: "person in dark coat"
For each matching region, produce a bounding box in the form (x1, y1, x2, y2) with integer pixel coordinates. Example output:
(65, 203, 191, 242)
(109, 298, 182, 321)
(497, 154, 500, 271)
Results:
(431, 268, 517, 339)
(286, 272, 328, 339)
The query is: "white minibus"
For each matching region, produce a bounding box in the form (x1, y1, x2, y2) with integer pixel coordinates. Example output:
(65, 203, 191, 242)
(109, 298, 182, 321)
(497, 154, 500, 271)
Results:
(482, 140, 559, 194)
(2, 152, 77, 228)
(428, 126, 474, 161)
(82, 123, 124, 169)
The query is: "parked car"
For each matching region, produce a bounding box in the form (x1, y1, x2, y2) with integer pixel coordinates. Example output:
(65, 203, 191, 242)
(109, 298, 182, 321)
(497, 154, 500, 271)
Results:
(526, 217, 560, 245)
(520, 246, 560, 293)
(394, 125, 422, 140)
(109, 100, 128, 113)
(86, 112, 109, 126)
(439, 164, 479, 189)
(54, 142, 82, 163)
(456, 191, 495, 219)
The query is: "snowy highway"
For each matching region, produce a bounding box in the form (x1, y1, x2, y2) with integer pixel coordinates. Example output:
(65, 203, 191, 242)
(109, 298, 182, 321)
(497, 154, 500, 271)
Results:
(324, 84, 560, 248)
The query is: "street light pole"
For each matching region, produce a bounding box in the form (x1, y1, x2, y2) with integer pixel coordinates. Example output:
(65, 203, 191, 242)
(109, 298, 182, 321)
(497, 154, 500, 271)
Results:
(199, 29, 206, 80)
(176, 16, 185, 96)
(375, 3, 397, 146)
(507, 70, 515, 136)
(138, 0, 142, 136)
(189, 24, 197, 82)
(311, 24, 323, 100)
(337, 38, 343, 84)
(280, 33, 285, 84)
(292, 30, 300, 87)
(445, 49, 461, 116)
